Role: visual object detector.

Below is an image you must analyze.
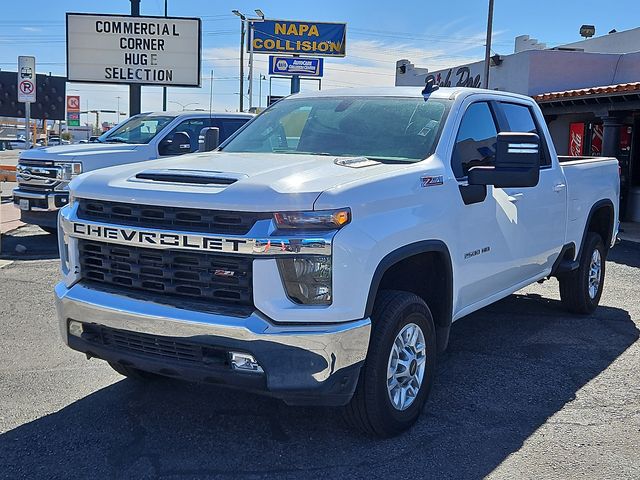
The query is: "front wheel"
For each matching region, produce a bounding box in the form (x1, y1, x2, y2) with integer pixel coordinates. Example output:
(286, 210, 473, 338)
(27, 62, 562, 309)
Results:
(558, 232, 606, 314)
(344, 290, 437, 437)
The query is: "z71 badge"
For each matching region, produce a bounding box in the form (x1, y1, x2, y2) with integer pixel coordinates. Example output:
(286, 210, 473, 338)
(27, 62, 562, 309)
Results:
(421, 175, 444, 187)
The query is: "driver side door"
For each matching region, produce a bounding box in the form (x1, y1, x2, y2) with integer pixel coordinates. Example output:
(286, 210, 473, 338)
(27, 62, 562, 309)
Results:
(450, 100, 522, 315)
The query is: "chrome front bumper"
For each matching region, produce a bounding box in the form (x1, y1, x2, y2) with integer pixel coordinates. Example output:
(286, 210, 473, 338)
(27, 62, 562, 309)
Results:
(13, 189, 69, 212)
(55, 282, 371, 405)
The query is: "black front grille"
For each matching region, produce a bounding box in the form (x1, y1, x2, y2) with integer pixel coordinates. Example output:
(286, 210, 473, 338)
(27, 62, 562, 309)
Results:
(82, 323, 228, 367)
(77, 199, 270, 235)
(18, 159, 55, 167)
(79, 240, 252, 306)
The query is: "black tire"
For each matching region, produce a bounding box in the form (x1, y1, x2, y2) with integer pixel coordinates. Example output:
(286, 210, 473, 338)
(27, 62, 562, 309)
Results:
(559, 232, 606, 314)
(40, 226, 58, 235)
(108, 361, 161, 380)
(344, 290, 437, 437)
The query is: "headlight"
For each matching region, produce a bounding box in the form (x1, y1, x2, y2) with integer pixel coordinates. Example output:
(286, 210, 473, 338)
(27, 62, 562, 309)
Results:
(277, 256, 332, 305)
(58, 162, 82, 181)
(274, 208, 350, 230)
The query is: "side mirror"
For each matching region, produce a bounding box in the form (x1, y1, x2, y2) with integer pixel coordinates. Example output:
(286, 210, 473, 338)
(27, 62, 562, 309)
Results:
(159, 131, 191, 155)
(198, 127, 220, 152)
(468, 132, 540, 188)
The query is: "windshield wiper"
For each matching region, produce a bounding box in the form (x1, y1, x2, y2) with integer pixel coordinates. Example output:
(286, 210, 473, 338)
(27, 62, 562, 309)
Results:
(103, 137, 129, 143)
(365, 156, 415, 164)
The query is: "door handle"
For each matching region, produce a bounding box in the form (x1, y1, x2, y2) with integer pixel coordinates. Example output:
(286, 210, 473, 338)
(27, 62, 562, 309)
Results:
(553, 183, 566, 192)
(507, 193, 524, 203)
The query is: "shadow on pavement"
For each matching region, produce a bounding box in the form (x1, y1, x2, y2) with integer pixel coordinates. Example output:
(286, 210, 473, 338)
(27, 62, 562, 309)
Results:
(607, 240, 640, 269)
(1, 292, 637, 479)
(0, 225, 59, 260)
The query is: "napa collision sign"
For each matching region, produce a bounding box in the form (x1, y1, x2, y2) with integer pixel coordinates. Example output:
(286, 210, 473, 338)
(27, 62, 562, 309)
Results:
(66, 13, 201, 87)
(251, 20, 346, 57)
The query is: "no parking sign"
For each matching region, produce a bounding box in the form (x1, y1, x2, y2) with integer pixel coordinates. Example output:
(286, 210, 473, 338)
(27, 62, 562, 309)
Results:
(17, 56, 36, 103)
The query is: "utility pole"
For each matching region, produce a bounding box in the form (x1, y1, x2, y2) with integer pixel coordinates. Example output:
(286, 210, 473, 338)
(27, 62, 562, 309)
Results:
(483, 0, 495, 89)
(116, 96, 121, 123)
(129, 0, 142, 115)
(209, 69, 214, 116)
(248, 20, 254, 109)
(162, 0, 168, 111)
(233, 10, 246, 112)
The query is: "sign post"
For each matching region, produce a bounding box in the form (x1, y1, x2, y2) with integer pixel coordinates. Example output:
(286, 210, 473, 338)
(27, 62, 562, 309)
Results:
(18, 56, 36, 148)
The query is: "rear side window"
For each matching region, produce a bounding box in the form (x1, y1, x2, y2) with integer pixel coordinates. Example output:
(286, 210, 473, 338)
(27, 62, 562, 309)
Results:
(214, 119, 250, 142)
(452, 102, 498, 179)
(499, 103, 550, 166)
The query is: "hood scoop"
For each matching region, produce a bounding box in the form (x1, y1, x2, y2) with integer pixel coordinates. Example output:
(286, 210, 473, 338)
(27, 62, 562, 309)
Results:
(334, 156, 381, 168)
(134, 169, 243, 186)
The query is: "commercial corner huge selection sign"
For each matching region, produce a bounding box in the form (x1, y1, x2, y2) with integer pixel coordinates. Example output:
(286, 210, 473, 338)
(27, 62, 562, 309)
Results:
(251, 20, 346, 57)
(66, 13, 201, 86)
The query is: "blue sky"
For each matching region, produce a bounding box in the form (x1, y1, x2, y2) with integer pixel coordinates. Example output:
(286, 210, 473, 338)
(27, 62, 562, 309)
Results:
(1, 0, 638, 121)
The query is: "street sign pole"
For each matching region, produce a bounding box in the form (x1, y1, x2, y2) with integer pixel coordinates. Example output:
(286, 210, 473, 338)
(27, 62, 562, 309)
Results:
(291, 55, 301, 94)
(25, 102, 31, 148)
(129, 0, 142, 116)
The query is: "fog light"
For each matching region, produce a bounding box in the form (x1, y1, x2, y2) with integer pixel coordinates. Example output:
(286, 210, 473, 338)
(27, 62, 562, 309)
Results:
(68, 320, 84, 338)
(230, 352, 263, 373)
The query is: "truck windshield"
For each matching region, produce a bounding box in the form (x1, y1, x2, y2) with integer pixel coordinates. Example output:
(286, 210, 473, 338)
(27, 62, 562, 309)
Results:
(221, 96, 450, 162)
(99, 114, 175, 144)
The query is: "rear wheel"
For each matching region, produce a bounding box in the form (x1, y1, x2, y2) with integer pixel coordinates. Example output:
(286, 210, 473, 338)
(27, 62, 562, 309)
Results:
(108, 361, 161, 380)
(558, 232, 606, 314)
(344, 290, 437, 437)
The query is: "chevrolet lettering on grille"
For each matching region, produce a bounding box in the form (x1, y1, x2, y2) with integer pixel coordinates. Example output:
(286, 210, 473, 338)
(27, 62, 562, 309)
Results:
(71, 222, 248, 253)
(65, 220, 332, 256)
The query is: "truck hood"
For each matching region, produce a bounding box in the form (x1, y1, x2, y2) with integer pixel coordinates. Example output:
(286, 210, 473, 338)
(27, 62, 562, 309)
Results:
(20, 143, 142, 163)
(70, 151, 405, 211)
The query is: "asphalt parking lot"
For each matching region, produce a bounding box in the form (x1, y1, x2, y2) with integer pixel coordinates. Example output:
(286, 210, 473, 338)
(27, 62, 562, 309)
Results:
(0, 230, 639, 480)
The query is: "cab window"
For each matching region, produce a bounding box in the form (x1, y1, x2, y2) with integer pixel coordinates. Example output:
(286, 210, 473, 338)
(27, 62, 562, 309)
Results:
(452, 102, 498, 179)
(165, 118, 208, 152)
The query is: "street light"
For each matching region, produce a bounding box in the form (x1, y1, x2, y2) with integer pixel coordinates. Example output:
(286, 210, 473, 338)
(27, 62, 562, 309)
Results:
(232, 9, 265, 111)
(168, 101, 199, 111)
(232, 10, 246, 112)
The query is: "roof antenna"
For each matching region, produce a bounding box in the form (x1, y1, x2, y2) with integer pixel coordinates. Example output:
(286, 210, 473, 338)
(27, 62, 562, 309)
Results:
(422, 77, 439, 96)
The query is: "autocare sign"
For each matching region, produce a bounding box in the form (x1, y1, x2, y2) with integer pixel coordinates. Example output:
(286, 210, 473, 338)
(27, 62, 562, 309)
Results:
(269, 56, 323, 77)
(66, 13, 201, 87)
(17, 56, 36, 103)
(251, 20, 346, 57)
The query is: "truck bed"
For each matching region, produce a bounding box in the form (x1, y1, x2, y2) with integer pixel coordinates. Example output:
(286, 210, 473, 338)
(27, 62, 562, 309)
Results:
(560, 156, 619, 253)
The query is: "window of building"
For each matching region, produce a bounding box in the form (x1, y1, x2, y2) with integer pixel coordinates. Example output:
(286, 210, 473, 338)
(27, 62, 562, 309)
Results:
(452, 102, 498, 179)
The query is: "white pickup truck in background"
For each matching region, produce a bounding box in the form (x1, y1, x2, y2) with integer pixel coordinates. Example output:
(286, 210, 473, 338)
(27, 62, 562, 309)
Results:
(55, 86, 619, 437)
(13, 111, 253, 232)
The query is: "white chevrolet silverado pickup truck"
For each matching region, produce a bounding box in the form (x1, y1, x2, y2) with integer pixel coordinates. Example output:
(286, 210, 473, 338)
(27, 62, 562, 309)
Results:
(55, 86, 619, 437)
(13, 111, 252, 233)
